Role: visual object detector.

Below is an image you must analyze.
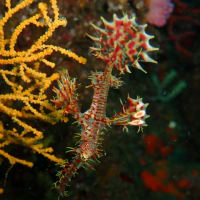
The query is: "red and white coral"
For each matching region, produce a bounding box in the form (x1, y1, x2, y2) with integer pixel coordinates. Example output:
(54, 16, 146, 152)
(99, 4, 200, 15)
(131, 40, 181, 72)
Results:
(145, 0, 174, 27)
(88, 14, 158, 73)
(110, 96, 149, 130)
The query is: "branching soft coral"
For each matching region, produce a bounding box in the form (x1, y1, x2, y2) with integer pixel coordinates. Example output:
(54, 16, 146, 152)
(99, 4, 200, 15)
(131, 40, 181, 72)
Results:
(0, 0, 86, 170)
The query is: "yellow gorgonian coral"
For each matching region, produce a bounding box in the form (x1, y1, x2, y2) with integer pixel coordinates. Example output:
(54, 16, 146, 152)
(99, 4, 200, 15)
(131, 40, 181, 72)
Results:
(0, 0, 86, 174)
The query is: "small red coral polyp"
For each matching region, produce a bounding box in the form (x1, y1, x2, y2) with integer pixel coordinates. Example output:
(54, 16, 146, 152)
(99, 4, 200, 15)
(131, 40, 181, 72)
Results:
(144, 134, 161, 154)
(178, 178, 189, 189)
(141, 170, 181, 198)
(141, 171, 162, 192)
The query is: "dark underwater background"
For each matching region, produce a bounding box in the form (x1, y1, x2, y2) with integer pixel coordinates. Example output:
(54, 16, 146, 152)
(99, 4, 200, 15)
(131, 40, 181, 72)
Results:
(0, 0, 200, 199)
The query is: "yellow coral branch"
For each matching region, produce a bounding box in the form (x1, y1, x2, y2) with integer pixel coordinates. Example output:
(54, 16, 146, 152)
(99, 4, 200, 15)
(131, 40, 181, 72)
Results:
(9, 13, 42, 51)
(22, 63, 46, 79)
(41, 59, 56, 68)
(0, 0, 85, 171)
(12, 117, 43, 140)
(0, 140, 11, 148)
(5, 0, 11, 9)
(38, 3, 50, 24)
(42, 45, 87, 64)
(0, 149, 33, 167)
(50, 0, 60, 20)
(39, 73, 60, 95)
(0, 48, 53, 64)
(0, 102, 23, 117)
(27, 20, 67, 54)
(0, 0, 34, 50)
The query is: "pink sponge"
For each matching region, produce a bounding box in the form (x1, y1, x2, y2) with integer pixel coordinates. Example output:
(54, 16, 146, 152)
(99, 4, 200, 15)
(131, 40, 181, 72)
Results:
(145, 0, 174, 27)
